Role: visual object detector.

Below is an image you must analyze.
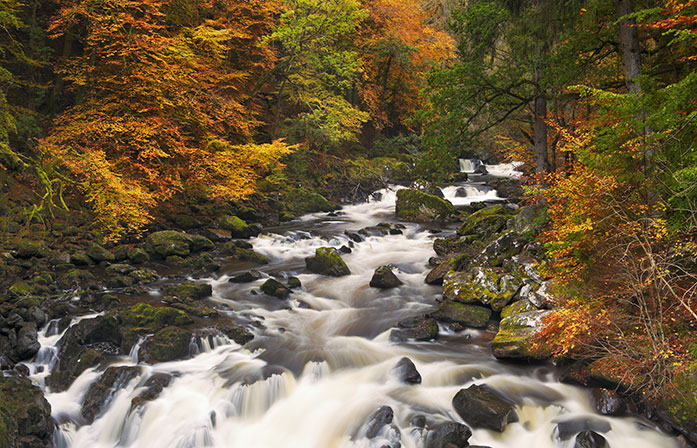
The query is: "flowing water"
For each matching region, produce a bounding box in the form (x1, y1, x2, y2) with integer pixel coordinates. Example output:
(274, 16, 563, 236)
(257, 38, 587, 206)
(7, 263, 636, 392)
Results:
(26, 174, 679, 448)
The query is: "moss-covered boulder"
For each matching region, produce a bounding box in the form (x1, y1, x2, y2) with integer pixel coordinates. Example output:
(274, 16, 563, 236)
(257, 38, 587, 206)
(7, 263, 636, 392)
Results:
(260, 279, 291, 299)
(221, 242, 269, 264)
(500, 299, 537, 319)
(86, 243, 115, 262)
(70, 251, 94, 266)
(127, 247, 150, 264)
(164, 282, 212, 300)
(425, 260, 452, 286)
(58, 269, 95, 290)
(431, 301, 492, 328)
(144, 231, 213, 259)
(218, 215, 261, 239)
(457, 204, 516, 238)
(120, 303, 193, 330)
(389, 317, 439, 342)
(491, 310, 551, 361)
(140, 326, 192, 363)
(0, 376, 54, 447)
(129, 269, 159, 283)
(15, 239, 49, 259)
(395, 189, 456, 222)
(49, 315, 123, 391)
(305, 247, 351, 277)
(282, 189, 339, 214)
(443, 268, 520, 312)
(409, 180, 444, 198)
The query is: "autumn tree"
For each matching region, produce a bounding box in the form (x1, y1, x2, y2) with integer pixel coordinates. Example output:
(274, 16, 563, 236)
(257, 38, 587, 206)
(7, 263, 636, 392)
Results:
(42, 0, 291, 239)
(267, 0, 369, 147)
(357, 0, 454, 138)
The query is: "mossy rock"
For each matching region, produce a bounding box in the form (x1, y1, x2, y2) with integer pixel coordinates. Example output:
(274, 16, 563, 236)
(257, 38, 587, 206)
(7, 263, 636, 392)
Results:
(305, 247, 351, 277)
(120, 303, 193, 330)
(443, 268, 519, 312)
(70, 251, 94, 266)
(282, 189, 338, 214)
(395, 189, 456, 223)
(218, 215, 262, 239)
(658, 365, 697, 444)
(127, 247, 150, 264)
(105, 263, 137, 276)
(0, 376, 54, 447)
(9, 282, 35, 298)
(260, 278, 291, 299)
(389, 317, 439, 342)
(500, 299, 537, 319)
(164, 281, 212, 300)
(86, 243, 115, 262)
(140, 326, 191, 363)
(221, 244, 269, 264)
(129, 269, 159, 283)
(144, 231, 213, 259)
(15, 239, 49, 259)
(59, 269, 96, 290)
(457, 205, 516, 238)
(431, 301, 492, 328)
(491, 310, 551, 361)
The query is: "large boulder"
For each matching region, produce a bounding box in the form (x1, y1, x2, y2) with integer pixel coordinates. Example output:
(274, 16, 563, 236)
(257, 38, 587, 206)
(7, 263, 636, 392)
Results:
(0, 376, 54, 447)
(260, 279, 291, 299)
(15, 323, 40, 361)
(452, 384, 518, 432)
(471, 231, 526, 268)
(305, 247, 351, 277)
(48, 315, 123, 391)
(389, 317, 439, 342)
(82, 366, 140, 423)
(217, 215, 262, 239)
(144, 231, 213, 259)
(457, 205, 515, 238)
(431, 301, 491, 329)
(410, 180, 445, 198)
(15, 240, 49, 259)
(140, 327, 192, 363)
(164, 281, 212, 300)
(86, 243, 115, 263)
(393, 357, 421, 384)
(119, 303, 193, 331)
(423, 421, 472, 448)
(370, 266, 403, 289)
(491, 310, 551, 361)
(442, 268, 520, 311)
(395, 189, 456, 222)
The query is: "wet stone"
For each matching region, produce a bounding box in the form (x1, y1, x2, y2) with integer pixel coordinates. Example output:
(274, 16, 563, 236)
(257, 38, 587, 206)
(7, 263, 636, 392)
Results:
(394, 357, 421, 384)
(591, 388, 627, 416)
(575, 431, 610, 448)
(452, 384, 518, 432)
(370, 265, 403, 289)
(389, 317, 439, 342)
(261, 278, 291, 299)
(229, 270, 264, 283)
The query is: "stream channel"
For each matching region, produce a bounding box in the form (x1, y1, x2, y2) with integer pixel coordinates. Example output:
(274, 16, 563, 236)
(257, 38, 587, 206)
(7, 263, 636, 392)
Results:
(26, 165, 680, 448)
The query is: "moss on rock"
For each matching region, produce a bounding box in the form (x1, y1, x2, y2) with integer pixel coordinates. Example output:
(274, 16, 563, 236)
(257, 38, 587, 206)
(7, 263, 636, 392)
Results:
(305, 247, 351, 277)
(164, 282, 212, 300)
(491, 310, 551, 361)
(395, 189, 456, 223)
(120, 303, 193, 330)
(431, 301, 492, 328)
(457, 204, 516, 238)
(140, 326, 191, 363)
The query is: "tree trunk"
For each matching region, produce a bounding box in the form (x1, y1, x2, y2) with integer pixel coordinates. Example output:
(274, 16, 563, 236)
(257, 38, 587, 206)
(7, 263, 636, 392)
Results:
(613, 0, 642, 93)
(534, 66, 549, 174)
(48, 32, 74, 114)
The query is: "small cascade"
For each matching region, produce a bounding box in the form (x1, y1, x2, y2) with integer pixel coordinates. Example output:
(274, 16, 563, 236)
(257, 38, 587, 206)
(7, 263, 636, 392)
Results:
(129, 336, 147, 363)
(458, 158, 485, 174)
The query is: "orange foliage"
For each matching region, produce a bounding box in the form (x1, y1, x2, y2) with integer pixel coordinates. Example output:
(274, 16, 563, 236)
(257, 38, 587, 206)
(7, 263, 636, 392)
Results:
(358, 0, 454, 131)
(42, 0, 291, 239)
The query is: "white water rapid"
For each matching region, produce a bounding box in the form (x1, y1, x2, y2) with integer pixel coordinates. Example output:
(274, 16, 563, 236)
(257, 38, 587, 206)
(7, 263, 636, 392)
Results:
(27, 178, 678, 448)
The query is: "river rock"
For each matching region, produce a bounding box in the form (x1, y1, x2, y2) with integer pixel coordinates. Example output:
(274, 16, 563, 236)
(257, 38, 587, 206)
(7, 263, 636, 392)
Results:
(288, 277, 302, 289)
(423, 421, 472, 448)
(452, 384, 518, 432)
(144, 230, 214, 259)
(105, 263, 137, 276)
(218, 215, 262, 238)
(362, 405, 400, 446)
(15, 322, 40, 361)
(591, 388, 626, 416)
(491, 310, 551, 361)
(70, 251, 94, 266)
(395, 189, 456, 222)
(82, 366, 140, 423)
(457, 205, 515, 238)
(442, 268, 519, 311)
(394, 357, 421, 384)
(49, 315, 123, 391)
(140, 326, 191, 363)
(261, 278, 291, 299)
(389, 317, 439, 342)
(433, 237, 470, 257)
(229, 270, 263, 283)
(15, 239, 49, 259)
(305, 247, 351, 277)
(431, 301, 491, 328)
(0, 375, 54, 447)
(370, 266, 403, 289)
(127, 247, 150, 264)
(575, 431, 609, 448)
(131, 373, 173, 408)
(86, 243, 115, 262)
(425, 260, 452, 285)
(471, 231, 526, 268)
(164, 281, 212, 300)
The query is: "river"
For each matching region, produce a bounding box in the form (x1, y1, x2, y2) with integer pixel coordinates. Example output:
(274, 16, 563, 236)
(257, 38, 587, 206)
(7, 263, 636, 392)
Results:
(26, 170, 679, 448)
